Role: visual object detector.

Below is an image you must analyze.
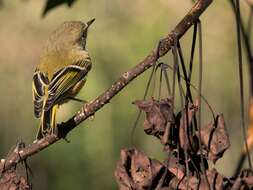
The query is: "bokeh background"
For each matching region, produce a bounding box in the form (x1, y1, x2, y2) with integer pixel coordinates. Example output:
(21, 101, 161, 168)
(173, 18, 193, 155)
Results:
(0, 0, 252, 189)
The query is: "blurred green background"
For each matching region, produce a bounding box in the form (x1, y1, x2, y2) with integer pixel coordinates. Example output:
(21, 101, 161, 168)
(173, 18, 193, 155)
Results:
(0, 0, 252, 189)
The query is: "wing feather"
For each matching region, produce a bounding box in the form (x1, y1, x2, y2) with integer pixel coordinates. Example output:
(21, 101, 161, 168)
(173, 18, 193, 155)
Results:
(32, 71, 49, 118)
(44, 59, 92, 111)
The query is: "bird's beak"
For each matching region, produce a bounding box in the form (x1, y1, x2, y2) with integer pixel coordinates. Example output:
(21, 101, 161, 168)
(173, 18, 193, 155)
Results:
(86, 18, 95, 28)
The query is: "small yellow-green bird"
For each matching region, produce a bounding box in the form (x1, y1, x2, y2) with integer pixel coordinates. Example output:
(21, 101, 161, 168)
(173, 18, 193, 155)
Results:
(32, 19, 95, 139)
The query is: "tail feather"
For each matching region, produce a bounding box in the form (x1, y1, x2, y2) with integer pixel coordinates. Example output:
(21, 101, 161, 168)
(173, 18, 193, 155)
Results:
(36, 105, 57, 140)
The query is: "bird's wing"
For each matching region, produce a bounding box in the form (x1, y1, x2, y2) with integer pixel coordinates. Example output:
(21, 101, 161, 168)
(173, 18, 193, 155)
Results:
(44, 59, 92, 111)
(32, 71, 49, 118)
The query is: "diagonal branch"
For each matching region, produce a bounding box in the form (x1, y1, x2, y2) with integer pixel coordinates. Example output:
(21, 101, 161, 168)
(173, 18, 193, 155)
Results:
(0, 0, 213, 173)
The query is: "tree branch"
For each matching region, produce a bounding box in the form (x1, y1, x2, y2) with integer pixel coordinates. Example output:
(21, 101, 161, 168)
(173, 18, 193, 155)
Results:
(0, 0, 213, 174)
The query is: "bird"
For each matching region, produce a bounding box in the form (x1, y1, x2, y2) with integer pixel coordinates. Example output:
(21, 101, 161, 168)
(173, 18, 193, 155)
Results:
(32, 19, 95, 139)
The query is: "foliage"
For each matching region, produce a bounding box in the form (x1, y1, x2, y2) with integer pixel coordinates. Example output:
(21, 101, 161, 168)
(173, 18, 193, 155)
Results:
(42, 0, 77, 17)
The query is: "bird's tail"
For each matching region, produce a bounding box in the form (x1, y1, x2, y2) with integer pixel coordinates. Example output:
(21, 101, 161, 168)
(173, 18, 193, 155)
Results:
(36, 105, 57, 140)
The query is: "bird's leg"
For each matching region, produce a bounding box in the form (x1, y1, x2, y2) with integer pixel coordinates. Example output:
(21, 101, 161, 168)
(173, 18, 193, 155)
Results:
(68, 97, 88, 103)
(51, 105, 58, 137)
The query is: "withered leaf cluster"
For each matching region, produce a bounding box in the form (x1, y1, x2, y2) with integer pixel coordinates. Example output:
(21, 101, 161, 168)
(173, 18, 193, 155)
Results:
(229, 170, 253, 189)
(115, 148, 230, 189)
(114, 98, 253, 189)
(133, 98, 230, 161)
(0, 169, 29, 190)
(134, 98, 201, 152)
(115, 148, 253, 189)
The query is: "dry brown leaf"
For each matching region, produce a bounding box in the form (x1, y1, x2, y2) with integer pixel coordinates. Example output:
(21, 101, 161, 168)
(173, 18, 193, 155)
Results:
(177, 169, 226, 190)
(197, 115, 230, 163)
(199, 169, 225, 190)
(164, 155, 185, 181)
(0, 170, 29, 190)
(134, 98, 174, 147)
(114, 148, 165, 190)
(178, 102, 198, 151)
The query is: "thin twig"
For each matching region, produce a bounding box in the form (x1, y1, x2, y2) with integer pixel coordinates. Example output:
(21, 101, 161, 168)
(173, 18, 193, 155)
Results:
(197, 20, 211, 189)
(235, 0, 252, 169)
(230, 0, 253, 90)
(165, 63, 215, 120)
(130, 64, 157, 146)
(247, 7, 253, 41)
(230, 0, 253, 175)
(188, 22, 198, 88)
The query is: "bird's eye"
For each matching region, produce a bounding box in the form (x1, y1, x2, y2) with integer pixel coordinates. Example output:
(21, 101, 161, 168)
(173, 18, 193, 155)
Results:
(81, 31, 87, 40)
(80, 31, 87, 49)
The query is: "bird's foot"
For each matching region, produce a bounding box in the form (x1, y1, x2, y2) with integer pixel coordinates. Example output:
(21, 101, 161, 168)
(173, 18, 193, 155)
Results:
(68, 97, 88, 104)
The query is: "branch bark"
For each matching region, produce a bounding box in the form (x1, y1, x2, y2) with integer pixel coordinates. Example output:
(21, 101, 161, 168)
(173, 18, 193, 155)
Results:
(0, 0, 213, 174)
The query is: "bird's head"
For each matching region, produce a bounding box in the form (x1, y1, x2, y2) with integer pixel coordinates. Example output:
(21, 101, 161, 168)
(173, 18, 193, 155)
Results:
(45, 18, 95, 52)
